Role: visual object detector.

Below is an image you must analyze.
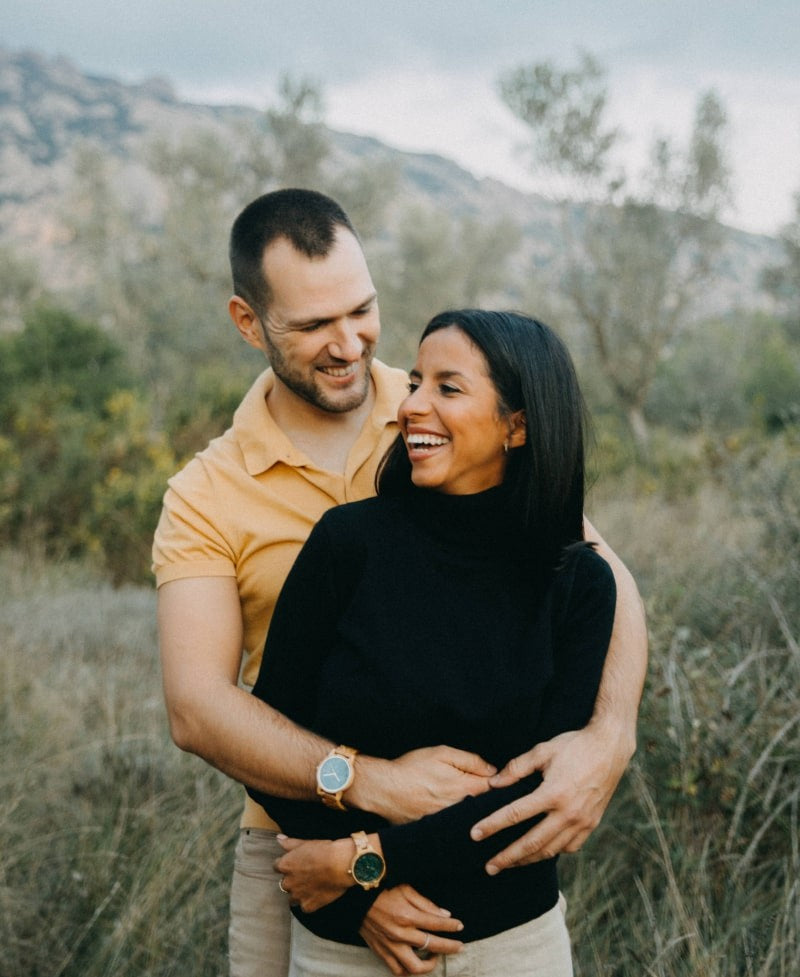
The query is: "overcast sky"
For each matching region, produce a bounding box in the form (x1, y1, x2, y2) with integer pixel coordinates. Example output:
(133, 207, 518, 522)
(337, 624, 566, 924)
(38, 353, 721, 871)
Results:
(4, 1, 800, 235)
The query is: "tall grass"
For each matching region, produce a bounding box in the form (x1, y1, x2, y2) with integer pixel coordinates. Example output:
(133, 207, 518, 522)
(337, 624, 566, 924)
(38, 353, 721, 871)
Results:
(0, 551, 240, 976)
(2, 431, 798, 975)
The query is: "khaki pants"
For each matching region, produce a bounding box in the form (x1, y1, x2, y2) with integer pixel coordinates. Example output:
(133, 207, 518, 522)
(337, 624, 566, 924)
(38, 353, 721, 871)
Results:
(288, 895, 573, 977)
(229, 829, 292, 977)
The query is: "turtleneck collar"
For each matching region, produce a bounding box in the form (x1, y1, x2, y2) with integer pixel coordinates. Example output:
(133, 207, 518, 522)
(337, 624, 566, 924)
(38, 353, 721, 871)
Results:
(399, 482, 523, 556)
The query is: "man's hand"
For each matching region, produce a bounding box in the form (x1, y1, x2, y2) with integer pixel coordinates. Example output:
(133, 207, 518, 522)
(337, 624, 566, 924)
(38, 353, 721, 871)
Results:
(351, 746, 496, 824)
(471, 721, 635, 873)
(360, 884, 464, 976)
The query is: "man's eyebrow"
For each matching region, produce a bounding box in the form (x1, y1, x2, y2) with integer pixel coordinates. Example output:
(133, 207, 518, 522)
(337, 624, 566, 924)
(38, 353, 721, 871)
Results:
(284, 291, 377, 330)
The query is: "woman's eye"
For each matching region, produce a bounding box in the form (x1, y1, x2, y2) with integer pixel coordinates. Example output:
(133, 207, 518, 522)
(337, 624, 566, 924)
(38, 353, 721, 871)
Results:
(440, 385, 460, 395)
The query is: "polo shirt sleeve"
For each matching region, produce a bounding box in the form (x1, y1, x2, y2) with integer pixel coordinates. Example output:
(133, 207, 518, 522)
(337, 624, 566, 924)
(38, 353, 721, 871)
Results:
(152, 463, 238, 586)
(377, 548, 616, 888)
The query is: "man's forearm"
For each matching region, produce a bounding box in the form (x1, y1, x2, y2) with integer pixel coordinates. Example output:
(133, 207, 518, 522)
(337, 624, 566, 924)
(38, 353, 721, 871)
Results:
(168, 678, 338, 800)
(584, 517, 647, 753)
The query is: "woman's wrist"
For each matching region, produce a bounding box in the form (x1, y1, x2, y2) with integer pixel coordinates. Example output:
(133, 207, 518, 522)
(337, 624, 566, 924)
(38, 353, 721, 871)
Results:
(332, 837, 357, 887)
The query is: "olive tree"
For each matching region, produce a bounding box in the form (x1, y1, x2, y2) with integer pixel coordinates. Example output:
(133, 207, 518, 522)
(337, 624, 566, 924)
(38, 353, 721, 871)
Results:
(499, 53, 730, 450)
(761, 190, 800, 339)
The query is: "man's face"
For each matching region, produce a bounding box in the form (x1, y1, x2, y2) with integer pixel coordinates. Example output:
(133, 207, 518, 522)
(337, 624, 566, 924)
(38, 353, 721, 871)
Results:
(258, 229, 380, 414)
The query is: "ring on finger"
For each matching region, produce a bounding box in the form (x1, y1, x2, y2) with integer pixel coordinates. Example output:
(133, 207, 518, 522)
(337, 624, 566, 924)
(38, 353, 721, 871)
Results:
(420, 934, 430, 952)
(278, 878, 288, 893)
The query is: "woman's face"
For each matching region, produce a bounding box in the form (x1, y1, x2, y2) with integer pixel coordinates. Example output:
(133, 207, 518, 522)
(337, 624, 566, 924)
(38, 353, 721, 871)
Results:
(398, 326, 523, 495)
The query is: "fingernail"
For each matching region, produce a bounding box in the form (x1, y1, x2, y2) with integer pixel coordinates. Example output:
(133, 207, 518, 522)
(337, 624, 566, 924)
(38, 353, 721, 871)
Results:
(486, 863, 499, 876)
(438, 908, 452, 917)
(471, 827, 483, 840)
(277, 834, 288, 840)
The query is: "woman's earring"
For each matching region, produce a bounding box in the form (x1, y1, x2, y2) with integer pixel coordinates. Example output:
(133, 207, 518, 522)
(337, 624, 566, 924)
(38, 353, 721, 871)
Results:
(503, 440, 509, 454)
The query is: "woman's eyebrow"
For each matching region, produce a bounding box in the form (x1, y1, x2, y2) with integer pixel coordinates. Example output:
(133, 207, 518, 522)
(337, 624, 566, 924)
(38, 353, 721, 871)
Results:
(408, 369, 466, 380)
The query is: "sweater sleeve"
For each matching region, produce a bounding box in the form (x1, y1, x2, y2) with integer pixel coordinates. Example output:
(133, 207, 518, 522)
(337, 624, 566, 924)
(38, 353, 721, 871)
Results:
(378, 547, 616, 888)
(244, 514, 382, 939)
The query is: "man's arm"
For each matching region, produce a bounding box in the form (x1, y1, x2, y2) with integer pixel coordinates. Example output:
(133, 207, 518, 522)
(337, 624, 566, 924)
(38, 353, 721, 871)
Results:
(470, 518, 647, 871)
(158, 576, 493, 815)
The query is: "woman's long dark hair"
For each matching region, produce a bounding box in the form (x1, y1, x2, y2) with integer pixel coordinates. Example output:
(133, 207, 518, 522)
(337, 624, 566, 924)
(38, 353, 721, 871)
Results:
(378, 309, 588, 578)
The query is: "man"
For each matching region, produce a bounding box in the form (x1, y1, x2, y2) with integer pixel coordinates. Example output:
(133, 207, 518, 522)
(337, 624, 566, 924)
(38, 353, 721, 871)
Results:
(153, 189, 647, 977)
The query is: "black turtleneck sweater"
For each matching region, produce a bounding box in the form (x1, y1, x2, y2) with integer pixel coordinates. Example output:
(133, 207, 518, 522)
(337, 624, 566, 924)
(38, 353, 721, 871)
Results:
(247, 485, 616, 944)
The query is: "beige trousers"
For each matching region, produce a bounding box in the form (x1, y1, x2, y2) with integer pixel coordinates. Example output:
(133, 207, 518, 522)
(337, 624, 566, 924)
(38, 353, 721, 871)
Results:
(228, 829, 292, 977)
(288, 895, 573, 977)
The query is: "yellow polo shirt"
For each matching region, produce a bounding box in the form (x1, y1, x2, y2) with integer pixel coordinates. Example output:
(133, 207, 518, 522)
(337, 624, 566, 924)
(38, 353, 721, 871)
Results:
(152, 360, 408, 827)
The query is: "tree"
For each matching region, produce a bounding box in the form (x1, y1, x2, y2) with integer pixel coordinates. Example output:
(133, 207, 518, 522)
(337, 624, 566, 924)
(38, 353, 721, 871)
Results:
(373, 205, 521, 367)
(0, 307, 177, 583)
(0, 246, 41, 333)
(761, 190, 800, 339)
(499, 54, 730, 451)
(265, 74, 330, 189)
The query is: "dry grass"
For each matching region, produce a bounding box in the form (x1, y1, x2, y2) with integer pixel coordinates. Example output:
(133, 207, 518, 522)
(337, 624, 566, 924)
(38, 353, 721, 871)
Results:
(0, 551, 240, 977)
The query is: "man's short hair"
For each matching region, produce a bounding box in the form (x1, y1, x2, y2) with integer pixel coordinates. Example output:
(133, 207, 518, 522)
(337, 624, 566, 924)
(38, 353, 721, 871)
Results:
(229, 188, 358, 319)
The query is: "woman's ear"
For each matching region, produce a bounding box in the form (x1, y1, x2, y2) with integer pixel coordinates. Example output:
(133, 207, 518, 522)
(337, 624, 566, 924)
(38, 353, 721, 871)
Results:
(228, 295, 267, 352)
(508, 410, 527, 448)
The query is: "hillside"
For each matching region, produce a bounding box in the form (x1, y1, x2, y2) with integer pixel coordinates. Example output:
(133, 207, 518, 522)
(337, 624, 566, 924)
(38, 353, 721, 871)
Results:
(0, 46, 781, 313)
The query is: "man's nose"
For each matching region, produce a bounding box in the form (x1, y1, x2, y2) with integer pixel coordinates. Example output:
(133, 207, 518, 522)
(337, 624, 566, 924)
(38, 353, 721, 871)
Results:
(328, 320, 363, 361)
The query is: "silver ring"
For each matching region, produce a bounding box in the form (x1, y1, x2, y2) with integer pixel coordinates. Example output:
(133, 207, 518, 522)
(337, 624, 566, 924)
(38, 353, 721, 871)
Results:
(278, 878, 288, 893)
(421, 934, 430, 952)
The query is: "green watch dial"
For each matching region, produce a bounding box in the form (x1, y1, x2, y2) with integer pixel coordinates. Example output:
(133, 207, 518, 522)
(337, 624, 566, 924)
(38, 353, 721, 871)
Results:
(353, 852, 384, 885)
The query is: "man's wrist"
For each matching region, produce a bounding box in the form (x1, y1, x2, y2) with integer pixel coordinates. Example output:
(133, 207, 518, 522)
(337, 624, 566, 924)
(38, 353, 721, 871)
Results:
(346, 755, 397, 819)
(587, 709, 637, 765)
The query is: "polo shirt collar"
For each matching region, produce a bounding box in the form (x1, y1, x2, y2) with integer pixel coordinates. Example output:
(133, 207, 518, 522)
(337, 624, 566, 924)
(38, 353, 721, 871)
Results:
(233, 361, 402, 476)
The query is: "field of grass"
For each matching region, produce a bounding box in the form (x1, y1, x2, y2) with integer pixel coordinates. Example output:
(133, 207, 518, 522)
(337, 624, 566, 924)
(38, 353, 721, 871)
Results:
(2, 439, 798, 976)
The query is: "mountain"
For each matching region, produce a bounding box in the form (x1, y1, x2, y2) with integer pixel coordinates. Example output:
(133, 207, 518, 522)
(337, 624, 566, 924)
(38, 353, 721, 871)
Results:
(0, 46, 782, 313)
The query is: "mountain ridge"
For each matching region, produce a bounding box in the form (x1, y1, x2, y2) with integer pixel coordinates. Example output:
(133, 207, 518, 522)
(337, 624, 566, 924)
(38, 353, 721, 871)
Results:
(0, 46, 780, 314)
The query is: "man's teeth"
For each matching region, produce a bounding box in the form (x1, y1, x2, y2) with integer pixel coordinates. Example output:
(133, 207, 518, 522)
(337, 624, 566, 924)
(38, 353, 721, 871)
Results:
(408, 434, 449, 447)
(320, 364, 357, 377)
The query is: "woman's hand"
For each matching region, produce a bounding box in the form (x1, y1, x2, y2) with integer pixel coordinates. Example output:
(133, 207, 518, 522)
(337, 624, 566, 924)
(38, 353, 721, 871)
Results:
(274, 834, 354, 913)
(359, 884, 464, 976)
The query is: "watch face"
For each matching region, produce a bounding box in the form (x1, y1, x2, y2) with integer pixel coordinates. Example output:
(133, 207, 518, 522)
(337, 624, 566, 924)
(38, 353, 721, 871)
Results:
(319, 755, 351, 791)
(353, 852, 384, 885)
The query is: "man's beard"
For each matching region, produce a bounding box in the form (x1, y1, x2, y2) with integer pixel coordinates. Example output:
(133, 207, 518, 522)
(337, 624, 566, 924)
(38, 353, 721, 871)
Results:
(265, 334, 375, 414)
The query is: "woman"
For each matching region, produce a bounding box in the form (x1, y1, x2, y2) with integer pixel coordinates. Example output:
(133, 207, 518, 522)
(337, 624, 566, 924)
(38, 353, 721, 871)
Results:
(247, 310, 616, 976)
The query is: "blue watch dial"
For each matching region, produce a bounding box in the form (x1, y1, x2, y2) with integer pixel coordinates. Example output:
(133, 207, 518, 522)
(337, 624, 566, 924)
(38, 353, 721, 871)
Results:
(319, 755, 351, 790)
